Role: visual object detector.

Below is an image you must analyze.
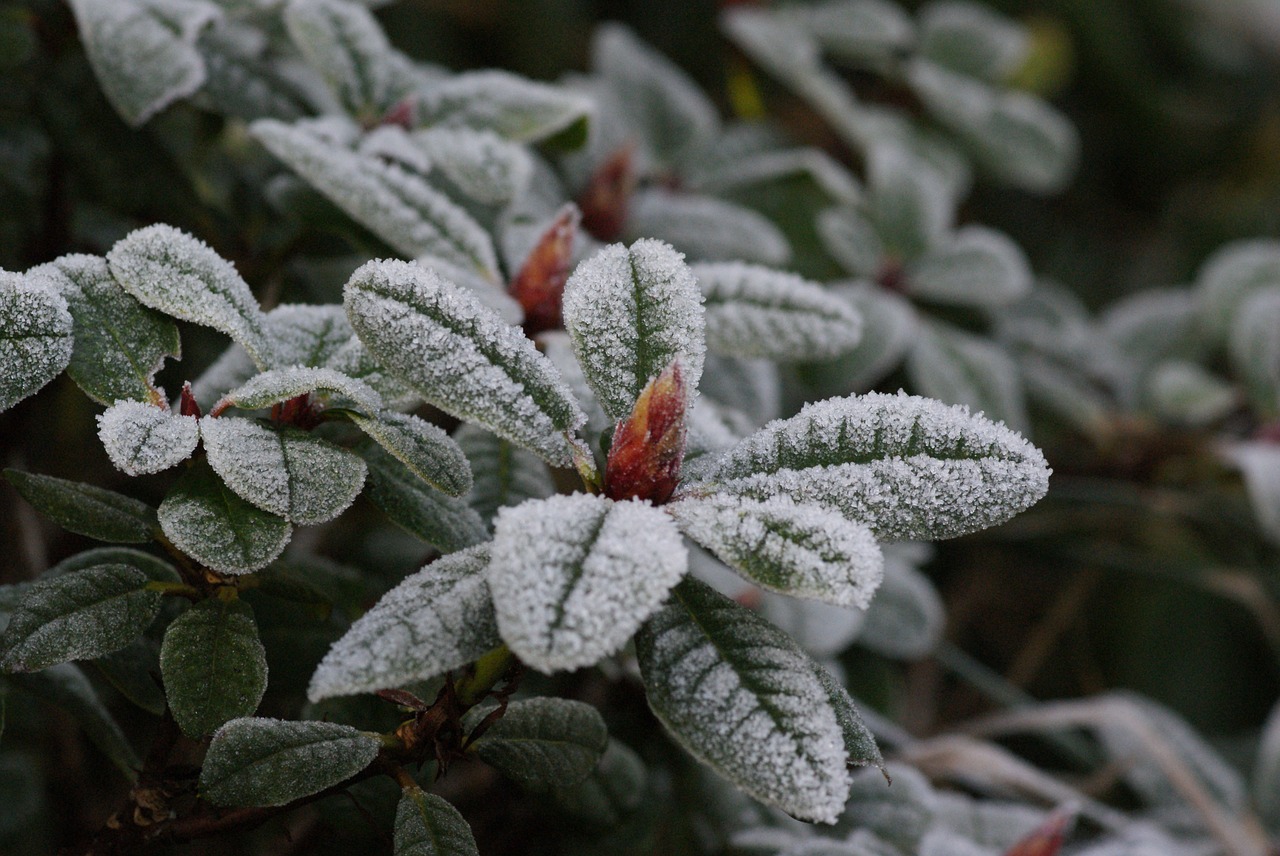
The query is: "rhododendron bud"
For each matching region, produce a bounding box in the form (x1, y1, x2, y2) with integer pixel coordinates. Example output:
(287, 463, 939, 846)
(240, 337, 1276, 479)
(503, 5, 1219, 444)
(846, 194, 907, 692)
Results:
(604, 360, 687, 504)
(509, 205, 579, 335)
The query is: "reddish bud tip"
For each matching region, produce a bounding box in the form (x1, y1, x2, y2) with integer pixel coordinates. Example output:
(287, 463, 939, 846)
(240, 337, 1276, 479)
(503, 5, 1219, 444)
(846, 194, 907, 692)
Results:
(604, 361, 688, 504)
(509, 204, 579, 335)
(271, 393, 322, 429)
(875, 256, 907, 293)
(578, 143, 637, 242)
(1003, 807, 1076, 856)
(378, 98, 416, 130)
(179, 382, 202, 419)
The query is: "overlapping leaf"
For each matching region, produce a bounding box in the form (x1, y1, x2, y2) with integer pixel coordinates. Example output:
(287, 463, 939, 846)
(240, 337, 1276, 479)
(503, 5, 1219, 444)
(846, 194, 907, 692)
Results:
(464, 698, 608, 791)
(96, 401, 199, 475)
(416, 70, 593, 147)
(395, 789, 479, 856)
(215, 366, 381, 415)
(0, 271, 73, 413)
(161, 598, 268, 737)
(4, 469, 157, 543)
(454, 424, 554, 526)
(360, 441, 488, 552)
(283, 0, 399, 118)
(907, 320, 1029, 433)
(625, 191, 791, 266)
(906, 226, 1032, 307)
(349, 411, 470, 497)
(411, 127, 533, 206)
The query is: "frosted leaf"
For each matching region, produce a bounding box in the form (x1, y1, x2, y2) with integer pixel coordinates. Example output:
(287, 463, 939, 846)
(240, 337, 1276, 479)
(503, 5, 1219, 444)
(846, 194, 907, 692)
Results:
(395, 789, 479, 856)
(0, 565, 161, 672)
(200, 416, 367, 525)
(158, 460, 291, 573)
(1193, 238, 1280, 347)
(414, 255, 524, 326)
(411, 127, 533, 206)
(549, 737, 646, 828)
(721, 7, 826, 83)
(857, 545, 943, 659)
(283, 0, 399, 117)
(361, 440, 489, 552)
(454, 424, 554, 527)
(359, 125, 432, 173)
(805, 284, 916, 397)
(486, 494, 688, 673)
(161, 599, 267, 737)
(345, 259, 584, 466)
(918, 0, 1029, 82)
(349, 411, 471, 497)
(196, 22, 329, 122)
(33, 255, 179, 406)
(44, 547, 178, 584)
(1255, 700, 1280, 828)
(67, 0, 219, 126)
(689, 146, 862, 206)
(200, 717, 380, 807)
(538, 330, 611, 446)
(323, 336, 423, 412)
(700, 354, 782, 426)
(836, 763, 936, 850)
(686, 398, 754, 463)
(252, 119, 500, 277)
(866, 145, 955, 259)
(561, 240, 705, 421)
(817, 208, 884, 279)
(670, 494, 883, 609)
(1020, 354, 1114, 440)
(308, 545, 498, 701)
(758, 591, 867, 659)
(694, 262, 863, 361)
(107, 224, 275, 369)
(416, 70, 594, 146)
(796, 0, 916, 67)
(906, 226, 1031, 307)
(9, 662, 139, 776)
(592, 24, 720, 167)
(681, 391, 1050, 542)
(1222, 441, 1280, 546)
(96, 401, 199, 476)
(0, 271, 73, 413)
(1101, 288, 1206, 375)
(1142, 360, 1236, 427)
(4, 468, 158, 544)
(625, 190, 792, 266)
(635, 576, 879, 824)
(906, 321, 1029, 434)
(1228, 289, 1280, 416)
(463, 697, 608, 791)
(928, 792, 1048, 850)
(216, 365, 381, 415)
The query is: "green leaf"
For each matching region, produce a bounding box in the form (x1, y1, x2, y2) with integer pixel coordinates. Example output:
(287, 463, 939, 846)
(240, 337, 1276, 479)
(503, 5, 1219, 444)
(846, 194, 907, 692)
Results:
(9, 663, 139, 776)
(395, 788, 480, 856)
(562, 239, 705, 421)
(349, 411, 471, 498)
(905, 226, 1031, 307)
(107, 224, 275, 369)
(308, 545, 498, 702)
(454, 424, 554, 527)
(92, 638, 166, 715)
(796, 0, 915, 67)
(550, 737, 647, 828)
(681, 391, 1050, 541)
(158, 460, 292, 574)
(464, 698, 607, 791)
(865, 145, 955, 260)
(33, 254, 180, 405)
(344, 259, 584, 466)
(66, 0, 219, 126)
(283, 0, 399, 118)
(4, 469, 157, 543)
(216, 366, 382, 415)
(624, 191, 791, 267)
(0, 271, 73, 413)
(96, 400, 199, 476)
(799, 284, 915, 396)
(918, 0, 1028, 82)
(195, 23, 324, 122)
(416, 70, 593, 145)
(0, 565, 161, 672)
(635, 576, 878, 823)
(487, 494, 688, 673)
(252, 119, 500, 278)
(411, 127, 533, 206)
(161, 599, 267, 738)
(1193, 239, 1280, 347)
(200, 416, 367, 525)
(693, 262, 863, 361)
(45, 547, 178, 583)
(817, 206, 885, 278)
(670, 494, 883, 609)
(906, 321, 1029, 434)
(592, 23, 719, 168)
(200, 717, 380, 806)
(1142, 360, 1236, 427)
(360, 441, 489, 552)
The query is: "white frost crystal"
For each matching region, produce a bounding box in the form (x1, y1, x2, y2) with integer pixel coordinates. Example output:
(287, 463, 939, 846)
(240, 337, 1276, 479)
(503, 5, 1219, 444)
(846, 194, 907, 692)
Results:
(670, 494, 884, 609)
(97, 401, 199, 475)
(625, 190, 791, 266)
(683, 391, 1050, 541)
(486, 494, 688, 673)
(0, 271, 74, 413)
(217, 365, 382, 415)
(562, 239, 705, 421)
(308, 545, 499, 701)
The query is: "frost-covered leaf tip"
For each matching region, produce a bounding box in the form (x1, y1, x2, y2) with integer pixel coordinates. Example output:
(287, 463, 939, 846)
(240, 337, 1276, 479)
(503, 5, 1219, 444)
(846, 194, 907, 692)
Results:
(0, 271, 73, 414)
(97, 401, 199, 476)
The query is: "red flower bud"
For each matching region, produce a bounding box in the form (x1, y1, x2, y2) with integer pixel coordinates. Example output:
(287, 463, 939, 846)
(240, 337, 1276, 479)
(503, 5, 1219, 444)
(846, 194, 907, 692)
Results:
(509, 205, 579, 335)
(578, 143, 636, 242)
(604, 361, 688, 504)
(178, 382, 202, 419)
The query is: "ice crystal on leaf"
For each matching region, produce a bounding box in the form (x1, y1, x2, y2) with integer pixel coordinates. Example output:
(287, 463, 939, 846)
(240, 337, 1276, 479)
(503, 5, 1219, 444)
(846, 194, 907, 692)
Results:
(395, 789, 480, 856)
(214, 366, 382, 416)
(97, 401, 199, 476)
(107, 225, 276, 369)
(348, 410, 471, 497)
(625, 190, 792, 266)
(199, 416, 367, 525)
(415, 70, 594, 146)
(359, 441, 489, 552)
(462, 697, 608, 792)
(692, 262, 864, 362)
(670, 494, 884, 609)
(486, 494, 688, 673)
(562, 239, 705, 421)
(411, 127, 534, 206)
(0, 271, 73, 414)
(682, 391, 1050, 541)
(344, 259, 585, 467)
(635, 577, 880, 824)
(308, 545, 499, 702)
(282, 0, 399, 118)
